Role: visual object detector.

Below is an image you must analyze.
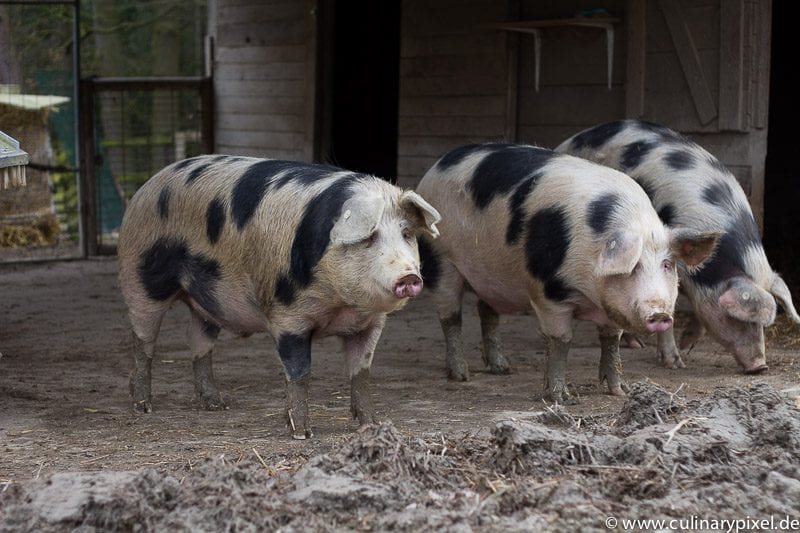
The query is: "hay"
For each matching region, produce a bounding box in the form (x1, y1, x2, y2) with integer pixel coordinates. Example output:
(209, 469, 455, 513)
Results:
(0, 213, 59, 247)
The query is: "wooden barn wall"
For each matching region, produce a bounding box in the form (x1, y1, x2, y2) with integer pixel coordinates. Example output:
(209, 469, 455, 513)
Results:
(396, 0, 514, 188)
(210, 0, 315, 161)
(515, 0, 771, 225)
(515, 0, 627, 149)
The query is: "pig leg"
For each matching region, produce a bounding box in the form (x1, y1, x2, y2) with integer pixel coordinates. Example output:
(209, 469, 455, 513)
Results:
(538, 309, 575, 404)
(432, 259, 468, 381)
(656, 329, 686, 369)
(342, 318, 385, 425)
(678, 313, 705, 351)
(187, 310, 227, 410)
(127, 300, 169, 413)
(597, 326, 629, 396)
(276, 332, 313, 439)
(477, 300, 510, 374)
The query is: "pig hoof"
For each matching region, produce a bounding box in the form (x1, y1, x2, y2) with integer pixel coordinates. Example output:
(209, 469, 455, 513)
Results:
(621, 333, 645, 349)
(659, 351, 685, 369)
(608, 384, 628, 397)
(291, 428, 313, 440)
(546, 385, 574, 404)
(132, 399, 152, 413)
(483, 351, 511, 374)
(199, 396, 228, 411)
(447, 364, 469, 382)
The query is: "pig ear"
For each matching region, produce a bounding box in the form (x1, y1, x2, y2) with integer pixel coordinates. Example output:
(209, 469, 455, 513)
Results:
(400, 190, 441, 238)
(770, 274, 800, 323)
(330, 193, 385, 245)
(719, 277, 776, 326)
(669, 229, 719, 272)
(595, 231, 643, 276)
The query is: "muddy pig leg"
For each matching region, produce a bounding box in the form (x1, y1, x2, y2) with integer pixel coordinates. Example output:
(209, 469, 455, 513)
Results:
(657, 328, 686, 369)
(128, 301, 169, 413)
(477, 299, 510, 374)
(538, 309, 575, 404)
(188, 310, 227, 410)
(433, 259, 468, 381)
(277, 332, 313, 439)
(342, 317, 385, 425)
(598, 326, 629, 396)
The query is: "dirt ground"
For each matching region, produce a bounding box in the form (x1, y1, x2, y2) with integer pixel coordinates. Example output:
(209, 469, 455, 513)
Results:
(1, 258, 799, 531)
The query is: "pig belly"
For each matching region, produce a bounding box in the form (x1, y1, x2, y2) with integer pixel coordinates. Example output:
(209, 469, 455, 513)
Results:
(457, 261, 531, 314)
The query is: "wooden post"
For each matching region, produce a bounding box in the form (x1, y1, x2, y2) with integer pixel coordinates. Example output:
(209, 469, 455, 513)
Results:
(625, 0, 646, 118)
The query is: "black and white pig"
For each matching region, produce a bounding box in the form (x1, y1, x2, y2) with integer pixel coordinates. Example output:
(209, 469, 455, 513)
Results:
(556, 120, 799, 373)
(117, 155, 440, 439)
(416, 143, 718, 402)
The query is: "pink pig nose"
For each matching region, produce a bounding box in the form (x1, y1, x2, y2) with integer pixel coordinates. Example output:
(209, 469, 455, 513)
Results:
(645, 313, 673, 333)
(393, 274, 423, 298)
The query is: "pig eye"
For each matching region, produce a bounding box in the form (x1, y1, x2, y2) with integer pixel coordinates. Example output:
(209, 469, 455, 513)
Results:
(401, 227, 414, 241)
(662, 259, 674, 271)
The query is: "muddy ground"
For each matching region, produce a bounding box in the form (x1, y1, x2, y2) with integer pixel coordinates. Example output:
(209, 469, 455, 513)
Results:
(1, 258, 799, 531)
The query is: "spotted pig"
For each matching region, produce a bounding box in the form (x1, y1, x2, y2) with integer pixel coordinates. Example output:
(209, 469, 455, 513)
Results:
(556, 120, 799, 373)
(416, 143, 717, 402)
(118, 155, 440, 438)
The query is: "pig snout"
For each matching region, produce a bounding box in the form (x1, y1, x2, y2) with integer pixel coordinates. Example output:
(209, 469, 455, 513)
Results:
(645, 312, 673, 333)
(393, 274, 423, 298)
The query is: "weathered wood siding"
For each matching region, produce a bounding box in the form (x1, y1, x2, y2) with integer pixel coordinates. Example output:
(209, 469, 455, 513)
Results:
(396, 0, 514, 188)
(210, 0, 316, 160)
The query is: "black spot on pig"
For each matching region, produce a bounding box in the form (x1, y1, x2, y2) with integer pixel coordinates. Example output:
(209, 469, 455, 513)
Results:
(702, 181, 735, 209)
(185, 163, 211, 185)
(272, 164, 341, 189)
(664, 150, 695, 171)
(206, 197, 226, 244)
(277, 332, 312, 380)
(690, 210, 761, 288)
(633, 120, 690, 143)
(436, 143, 508, 171)
(469, 146, 554, 210)
(418, 237, 441, 290)
(138, 237, 185, 301)
(173, 157, 200, 172)
(621, 141, 656, 169)
(506, 173, 542, 244)
(157, 188, 171, 220)
(275, 274, 296, 306)
(201, 320, 221, 339)
(288, 178, 357, 288)
(138, 237, 222, 316)
(230, 160, 297, 229)
(525, 206, 571, 301)
(587, 193, 620, 234)
(570, 121, 624, 149)
(544, 277, 572, 301)
(657, 204, 676, 226)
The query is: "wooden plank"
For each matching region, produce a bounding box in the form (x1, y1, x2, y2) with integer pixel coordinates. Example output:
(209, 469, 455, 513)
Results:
(718, 0, 744, 131)
(753, 0, 771, 129)
(657, 0, 717, 125)
(215, 79, 305, 97)
(215, 62, 306, 81)
(398, 136, 504, 158)
(646, 3, 720, 52)
(400, 54, 506, 79)
(216, 129, 307, 150)
(217, 113, 304, 132)
(399, 96, 506, 117)
(216, 1, 307, 24)
(517, 85, 625, 126)
(302, 0, 316, 162)
(401, 75, 506, 97)
(399, 115, 506, 137)
(216, 145, 306, 160)
(215, 18, 307, 47)
(401, 33, 504, 58)
(215, 45, 305, 63)
(625, 0, 646, 118)
(516, 125, 601, 149)
(505, 0, 520, 142)
(215, 95, 304, 114)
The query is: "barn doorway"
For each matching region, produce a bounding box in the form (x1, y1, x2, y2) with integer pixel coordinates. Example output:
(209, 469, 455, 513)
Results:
(764, 1, 798, 295)
(319, 0, 401, 182)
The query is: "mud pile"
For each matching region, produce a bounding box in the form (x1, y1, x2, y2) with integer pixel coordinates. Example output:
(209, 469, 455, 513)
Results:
(2, 382, 799, 531)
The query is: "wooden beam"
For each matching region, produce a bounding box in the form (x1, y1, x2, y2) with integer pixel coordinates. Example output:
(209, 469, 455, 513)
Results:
(504, 0, 520, 141)
(303, 0, 318, 163)
(625, 0, 646, 118)
(658, 0, 717, 125)
(753, 0, 771, 129)
(719, 0, 744, 131)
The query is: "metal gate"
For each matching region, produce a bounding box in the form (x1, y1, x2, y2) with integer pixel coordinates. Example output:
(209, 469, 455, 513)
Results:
(80, 76, 213, 254)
